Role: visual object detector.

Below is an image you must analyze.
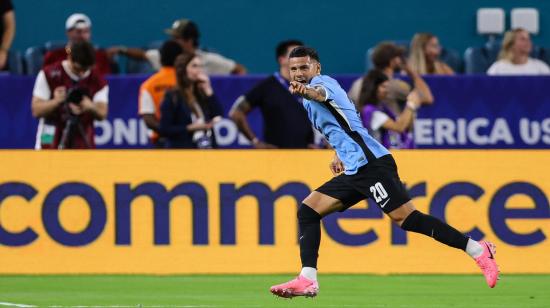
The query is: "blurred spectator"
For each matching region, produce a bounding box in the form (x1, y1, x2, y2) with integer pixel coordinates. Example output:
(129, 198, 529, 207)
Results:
(349, 42, 433, 116)
(138, 40, 183, 147)
(43, 13, 112, 76)
(159, 53, 223, 148)
(357, 70, 420, 149)
(0, 0, 15, 71)
(229, 40, 315, 148)
(32, 41, 108, 149)
(487, 28, 550, 75)
(408, 33, 454, 75)
(115, 19, 246, 75)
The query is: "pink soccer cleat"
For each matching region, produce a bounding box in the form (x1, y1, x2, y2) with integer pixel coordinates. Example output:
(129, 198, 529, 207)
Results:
(475, 240, 500, 288)
(270, 275, 319, 298)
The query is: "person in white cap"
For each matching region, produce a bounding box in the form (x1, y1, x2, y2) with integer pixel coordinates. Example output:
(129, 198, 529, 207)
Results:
(43, 13, 112, 76)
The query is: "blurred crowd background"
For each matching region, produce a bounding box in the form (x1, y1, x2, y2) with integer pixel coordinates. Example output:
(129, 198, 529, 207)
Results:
(1, 0, 549, 150)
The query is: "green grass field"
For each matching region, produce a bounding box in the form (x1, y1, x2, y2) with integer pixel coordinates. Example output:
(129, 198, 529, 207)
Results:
(0, 275, 548, 308)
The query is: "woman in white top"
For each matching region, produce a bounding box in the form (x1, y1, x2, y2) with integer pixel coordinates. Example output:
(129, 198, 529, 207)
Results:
(487, 28, 550, 75)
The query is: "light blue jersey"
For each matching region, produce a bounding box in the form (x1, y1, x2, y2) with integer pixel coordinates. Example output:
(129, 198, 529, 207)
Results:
(302, 75, 390, 174)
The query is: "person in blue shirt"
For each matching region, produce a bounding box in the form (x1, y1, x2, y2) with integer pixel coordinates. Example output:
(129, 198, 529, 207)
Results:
(270, 47, 500, 298)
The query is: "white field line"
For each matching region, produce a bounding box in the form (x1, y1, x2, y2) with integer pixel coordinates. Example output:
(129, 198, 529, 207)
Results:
(47, 306, 225, 308)
(0, 302, 36, 308)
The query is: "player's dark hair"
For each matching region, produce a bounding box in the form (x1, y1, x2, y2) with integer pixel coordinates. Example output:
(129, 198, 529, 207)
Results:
(68, 41, 95, 68)
(276, 39, 304, 60)
(357, 69, 389, 107)
(288, 46, 320, 62)
(160, 40, 184, 67)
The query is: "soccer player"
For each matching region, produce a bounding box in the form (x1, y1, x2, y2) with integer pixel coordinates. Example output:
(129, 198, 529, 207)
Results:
(269, 47, 500, 298)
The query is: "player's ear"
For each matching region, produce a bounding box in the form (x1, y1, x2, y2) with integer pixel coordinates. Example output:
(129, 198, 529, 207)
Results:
(317, 62, 321, 74)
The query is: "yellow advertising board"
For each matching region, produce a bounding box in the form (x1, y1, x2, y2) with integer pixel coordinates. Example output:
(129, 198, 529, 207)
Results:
(0, 150, 548, 274)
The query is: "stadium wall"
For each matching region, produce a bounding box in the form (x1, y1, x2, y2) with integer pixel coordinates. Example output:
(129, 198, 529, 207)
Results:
(0, 150, 548, 274)
(12, 0, 550, 73)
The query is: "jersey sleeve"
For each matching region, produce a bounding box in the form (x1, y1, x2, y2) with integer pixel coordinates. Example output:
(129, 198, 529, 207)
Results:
(93, 85, 109, 105)
(32, 70, 51, 100)
(145, 49, 161, 70)
(370, 111, 390, 130)
(138, 88, 156, 115)
(310, 76, 334, 101)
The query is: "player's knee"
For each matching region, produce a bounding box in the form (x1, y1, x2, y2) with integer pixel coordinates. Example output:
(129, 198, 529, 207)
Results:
(389, 202, 417, 226)
(298, 203, 321, 224)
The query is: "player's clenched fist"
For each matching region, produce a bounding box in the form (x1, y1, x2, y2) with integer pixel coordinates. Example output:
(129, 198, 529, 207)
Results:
(289, 81, 309, 97)
(329, 154, 344, 176)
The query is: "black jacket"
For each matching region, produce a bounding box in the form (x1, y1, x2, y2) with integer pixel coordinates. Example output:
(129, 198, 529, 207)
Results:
(159, 90, 223, 148)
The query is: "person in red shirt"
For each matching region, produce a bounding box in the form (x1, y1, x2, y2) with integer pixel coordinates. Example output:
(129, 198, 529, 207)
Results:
(43, 13, 111, 76)
(32, 41, 108, 149)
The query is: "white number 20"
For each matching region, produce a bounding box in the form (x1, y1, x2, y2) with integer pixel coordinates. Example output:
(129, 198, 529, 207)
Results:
(370, 182, 388, 203)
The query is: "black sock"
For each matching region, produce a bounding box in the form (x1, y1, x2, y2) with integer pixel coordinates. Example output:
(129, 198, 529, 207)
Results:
(401, 210, 469, 250)
(298, 203, 322, 268)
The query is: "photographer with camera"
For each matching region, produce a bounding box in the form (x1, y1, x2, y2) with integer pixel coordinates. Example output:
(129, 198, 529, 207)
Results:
(32, 41, 108, 149)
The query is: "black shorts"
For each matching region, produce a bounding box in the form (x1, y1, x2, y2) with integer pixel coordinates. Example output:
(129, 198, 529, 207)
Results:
(316, 154, 411, 214)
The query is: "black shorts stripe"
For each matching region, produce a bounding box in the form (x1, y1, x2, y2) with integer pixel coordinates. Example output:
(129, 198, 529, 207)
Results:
(321, 99, 376, 162)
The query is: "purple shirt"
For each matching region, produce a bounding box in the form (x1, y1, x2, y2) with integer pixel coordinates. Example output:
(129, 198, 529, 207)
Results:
(361, 104, 415, 149)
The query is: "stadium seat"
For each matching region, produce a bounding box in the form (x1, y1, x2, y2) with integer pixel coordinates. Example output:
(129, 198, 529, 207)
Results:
(465, 40, 549, 74)
(464, 39, 501, 74)
(530, 46, 550, 66)
(6, 50, 24, 75)
(24, 46, 46, 75)
(465, 8, 505, 73)
(440, 47, 463, 73)
(125, 56, 155, 74)
(44, 41, 67, 51)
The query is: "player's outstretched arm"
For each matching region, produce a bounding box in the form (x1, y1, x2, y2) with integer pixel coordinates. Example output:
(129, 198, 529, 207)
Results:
(289, 81, 327, 103)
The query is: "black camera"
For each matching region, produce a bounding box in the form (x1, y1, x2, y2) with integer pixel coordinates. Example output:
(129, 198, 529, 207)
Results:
(65, 87, 88, 105)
